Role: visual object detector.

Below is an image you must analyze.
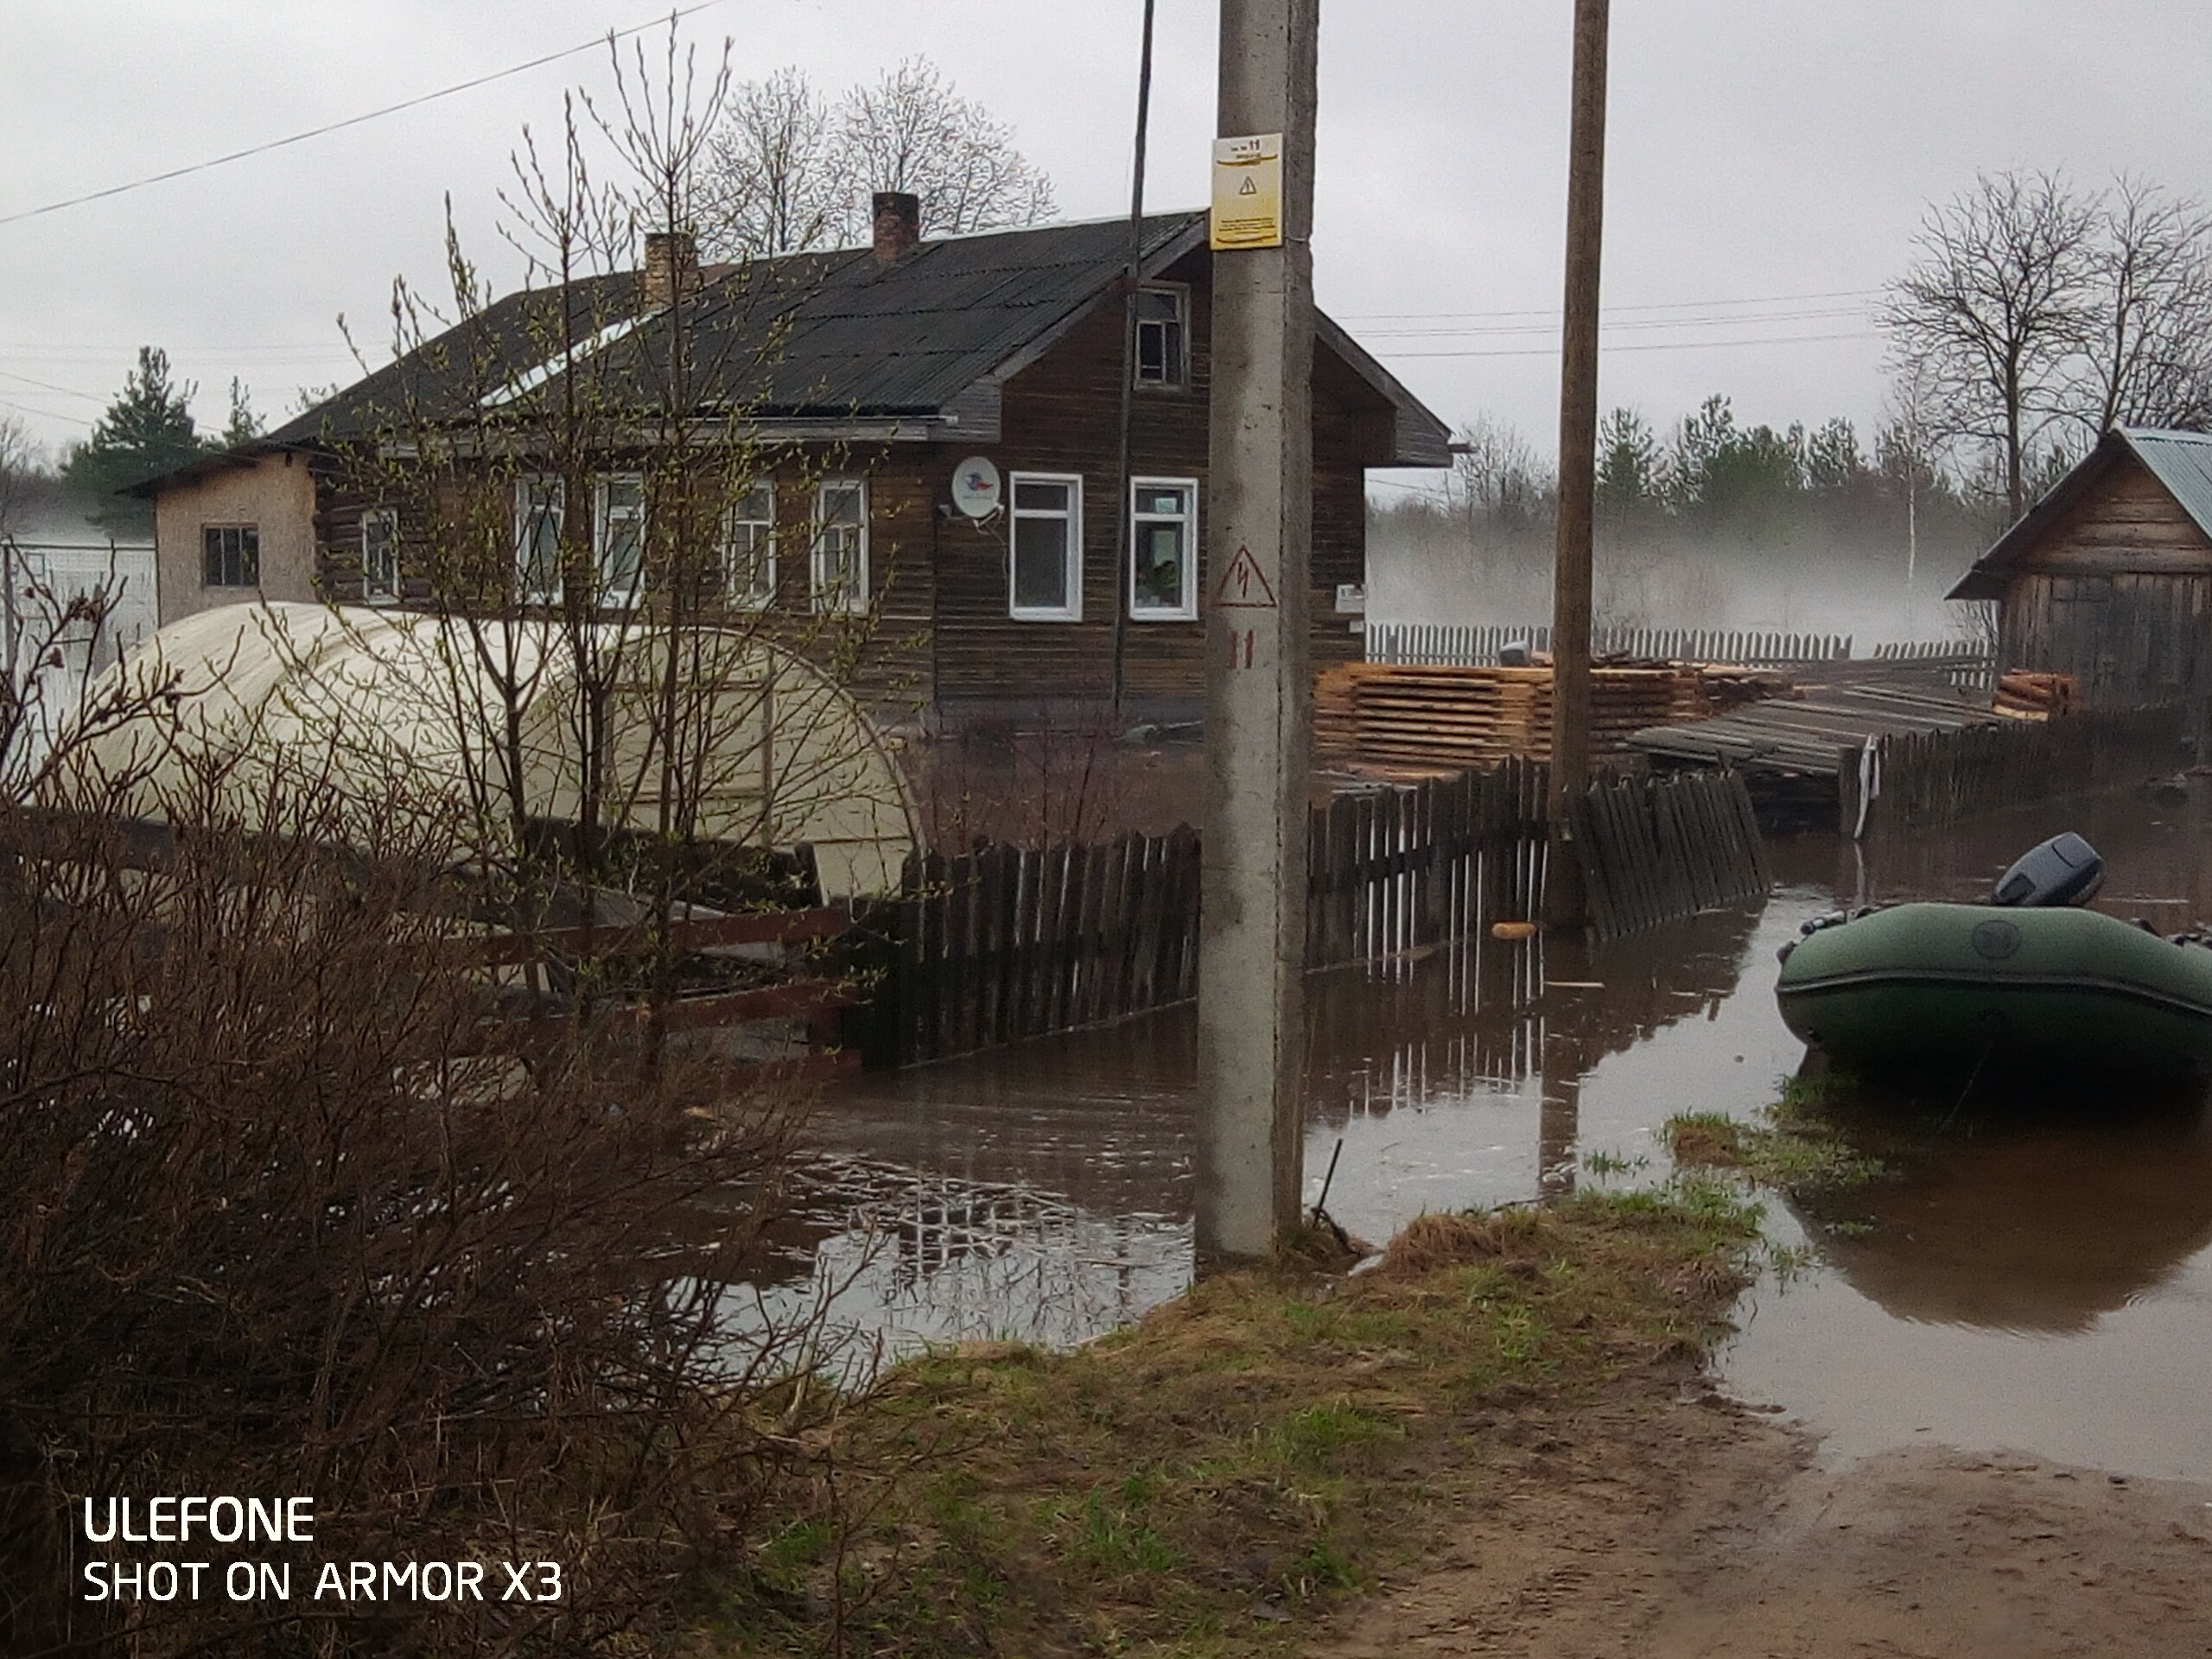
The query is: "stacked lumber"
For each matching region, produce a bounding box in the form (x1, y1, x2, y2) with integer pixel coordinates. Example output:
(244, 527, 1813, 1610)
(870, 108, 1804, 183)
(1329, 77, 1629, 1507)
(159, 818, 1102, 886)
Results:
(1314, 662, 1698, 770)
(1992, 670, 2077, 721)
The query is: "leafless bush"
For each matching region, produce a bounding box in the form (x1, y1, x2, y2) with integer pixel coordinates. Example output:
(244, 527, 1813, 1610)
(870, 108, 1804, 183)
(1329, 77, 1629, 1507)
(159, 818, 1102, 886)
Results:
(0, 742, 823, 1656)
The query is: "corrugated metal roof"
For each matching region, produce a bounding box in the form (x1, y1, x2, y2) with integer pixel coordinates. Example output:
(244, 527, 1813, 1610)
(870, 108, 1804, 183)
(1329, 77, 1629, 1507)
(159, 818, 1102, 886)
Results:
(1949, 426, 2212, 600)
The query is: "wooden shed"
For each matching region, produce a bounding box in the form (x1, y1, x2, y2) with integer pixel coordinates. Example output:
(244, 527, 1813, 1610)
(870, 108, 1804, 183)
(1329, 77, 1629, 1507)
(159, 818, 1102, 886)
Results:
(1951, 427, 2212, 709)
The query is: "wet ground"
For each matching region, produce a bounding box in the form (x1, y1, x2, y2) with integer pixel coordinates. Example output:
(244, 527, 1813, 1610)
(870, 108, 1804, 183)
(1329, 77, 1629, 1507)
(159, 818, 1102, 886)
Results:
(781, 784, 2212, 1483)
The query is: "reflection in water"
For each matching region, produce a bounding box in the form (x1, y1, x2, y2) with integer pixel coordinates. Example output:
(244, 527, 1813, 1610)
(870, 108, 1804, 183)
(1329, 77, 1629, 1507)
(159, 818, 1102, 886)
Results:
(1789, 1102, 2212, 1335)
(759, 784, 2212, 1478)
(784, 896, 1773, 1363)
(745, 1157, 1188, 1371)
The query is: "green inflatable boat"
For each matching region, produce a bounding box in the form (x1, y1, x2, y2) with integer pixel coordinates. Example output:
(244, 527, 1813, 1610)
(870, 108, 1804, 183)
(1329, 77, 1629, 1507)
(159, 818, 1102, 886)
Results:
(1777, 901, 2212, 1078)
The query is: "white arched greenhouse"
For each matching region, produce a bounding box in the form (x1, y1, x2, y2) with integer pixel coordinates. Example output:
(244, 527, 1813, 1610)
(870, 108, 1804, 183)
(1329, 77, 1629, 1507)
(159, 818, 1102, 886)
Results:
(71, 602, 918, 899)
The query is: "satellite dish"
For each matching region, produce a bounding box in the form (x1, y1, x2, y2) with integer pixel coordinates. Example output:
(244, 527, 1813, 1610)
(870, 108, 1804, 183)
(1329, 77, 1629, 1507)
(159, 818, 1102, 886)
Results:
(951, 456, 1002, 518)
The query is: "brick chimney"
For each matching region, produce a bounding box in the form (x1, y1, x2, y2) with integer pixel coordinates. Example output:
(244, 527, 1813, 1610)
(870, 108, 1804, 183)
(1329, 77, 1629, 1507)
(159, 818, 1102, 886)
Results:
(872, 192, 921, 263)
(642, 230, 701, 308)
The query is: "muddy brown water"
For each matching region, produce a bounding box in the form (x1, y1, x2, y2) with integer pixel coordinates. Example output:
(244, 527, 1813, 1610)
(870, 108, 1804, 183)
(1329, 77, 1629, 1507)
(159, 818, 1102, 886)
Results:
(775, 785, 2212, 1482)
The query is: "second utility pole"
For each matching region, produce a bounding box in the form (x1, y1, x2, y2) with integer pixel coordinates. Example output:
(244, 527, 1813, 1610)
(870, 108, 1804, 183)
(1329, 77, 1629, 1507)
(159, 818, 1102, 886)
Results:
(1546, 0, 1611, 928)
(1196, 0, 1319, 1266)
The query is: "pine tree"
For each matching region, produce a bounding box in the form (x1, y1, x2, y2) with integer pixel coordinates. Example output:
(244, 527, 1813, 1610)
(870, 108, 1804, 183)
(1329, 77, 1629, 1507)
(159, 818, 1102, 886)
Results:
(62, 347, 204, 531)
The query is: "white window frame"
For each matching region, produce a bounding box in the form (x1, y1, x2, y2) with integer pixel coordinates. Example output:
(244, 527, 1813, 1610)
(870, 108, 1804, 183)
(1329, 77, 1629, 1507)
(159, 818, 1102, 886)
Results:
(721, 481, 777, 608)
(360, 507, 401, 604)
(200, 524, 260, 588)
(515, 477, 564, 604)
(810, 478, 869, 615)
(592, 474, 645, 607)
(1135, 283, 1191, 389)
(1128, 476, 1199, 621)
(1006, 471, 1084, 621)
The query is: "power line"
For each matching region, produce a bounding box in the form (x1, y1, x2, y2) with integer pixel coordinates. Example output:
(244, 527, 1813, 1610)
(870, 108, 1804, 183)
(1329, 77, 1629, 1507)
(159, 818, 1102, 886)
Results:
(1374, 328, 1881, 361)
(1356, 306, 1872, 341)
(0, 369, 105, 403)
(1333, 287, 1881, 323)
(0, 1, 726, 231)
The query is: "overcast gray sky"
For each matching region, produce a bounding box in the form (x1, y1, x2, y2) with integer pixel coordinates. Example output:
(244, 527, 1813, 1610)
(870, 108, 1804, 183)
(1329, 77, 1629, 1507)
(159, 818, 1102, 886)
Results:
(4, 2, 2209, 477)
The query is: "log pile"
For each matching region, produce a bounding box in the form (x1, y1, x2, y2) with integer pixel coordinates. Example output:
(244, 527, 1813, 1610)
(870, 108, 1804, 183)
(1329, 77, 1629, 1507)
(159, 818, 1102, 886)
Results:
(1314, 661, 1778, 772)
(1992, 670, 2077, 721)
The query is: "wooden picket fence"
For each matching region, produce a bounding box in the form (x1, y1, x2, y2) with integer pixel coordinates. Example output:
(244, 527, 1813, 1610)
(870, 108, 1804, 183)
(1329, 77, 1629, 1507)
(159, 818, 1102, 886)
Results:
(1839, 702, 2188, 837)
(1561, 769, 1773, 940)
(872, 757, 1771, 1063)
(1363, 620, 1853, 668)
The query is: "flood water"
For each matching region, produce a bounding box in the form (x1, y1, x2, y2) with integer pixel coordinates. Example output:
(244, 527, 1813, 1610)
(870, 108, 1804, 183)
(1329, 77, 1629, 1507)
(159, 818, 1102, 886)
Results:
(783, 785, 2212, 1484)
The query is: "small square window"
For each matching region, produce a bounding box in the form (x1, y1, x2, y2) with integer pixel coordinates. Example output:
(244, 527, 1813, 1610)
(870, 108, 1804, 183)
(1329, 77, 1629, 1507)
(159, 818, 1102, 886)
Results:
(1129, 479, 1197, 620)
(1008, 474, 1082, 620)
(1136, 286, 1188, 388)
(361, 509, 400, 603)
(201, 524, 259, 588)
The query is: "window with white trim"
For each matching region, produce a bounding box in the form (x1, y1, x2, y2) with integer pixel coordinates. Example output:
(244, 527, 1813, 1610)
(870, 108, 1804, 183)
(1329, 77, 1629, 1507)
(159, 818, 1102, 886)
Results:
(1136, 285, 1190, 388)
(516, 478, 563, 602)
(361, 508, 400, 604)
(721, 482, 775, 607)
(1007, 473, 1083, 620)
(201, 524, 259, 588)
(811, 479, 868, 613)
(1128, 478, 1198, 620)
(594, 475, 645, 605)
(515, 476, 645, 604)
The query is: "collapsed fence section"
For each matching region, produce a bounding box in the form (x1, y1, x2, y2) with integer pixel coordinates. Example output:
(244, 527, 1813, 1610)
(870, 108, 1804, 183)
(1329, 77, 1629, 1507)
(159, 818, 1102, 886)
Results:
(1839, 702, 2188, 838)
(1561, 768, 1772, 941)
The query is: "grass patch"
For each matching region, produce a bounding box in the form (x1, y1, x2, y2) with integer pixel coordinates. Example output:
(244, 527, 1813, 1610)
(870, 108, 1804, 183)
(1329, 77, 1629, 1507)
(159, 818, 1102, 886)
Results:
(1663, 1084, 1886, 1199)
(717, 1185, 1762, 1656)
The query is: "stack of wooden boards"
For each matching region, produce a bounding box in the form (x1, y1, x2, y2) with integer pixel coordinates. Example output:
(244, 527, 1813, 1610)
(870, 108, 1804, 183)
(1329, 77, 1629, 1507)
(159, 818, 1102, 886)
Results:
(1992, 670, 2077, 721)
(1314, 660, 1786, 774)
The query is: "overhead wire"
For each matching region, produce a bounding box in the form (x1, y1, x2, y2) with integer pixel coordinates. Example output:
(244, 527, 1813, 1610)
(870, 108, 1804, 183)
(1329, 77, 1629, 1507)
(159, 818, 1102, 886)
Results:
(0, 0, 727, 230)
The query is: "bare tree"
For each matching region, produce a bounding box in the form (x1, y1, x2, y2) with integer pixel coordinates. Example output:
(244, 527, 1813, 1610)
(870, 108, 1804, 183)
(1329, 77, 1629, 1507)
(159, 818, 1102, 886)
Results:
(1881, 169, 2098, 519)
(2080, 175, 2212, 434)
(697, 66, 844, 258)
(838, 57, 1056, 237)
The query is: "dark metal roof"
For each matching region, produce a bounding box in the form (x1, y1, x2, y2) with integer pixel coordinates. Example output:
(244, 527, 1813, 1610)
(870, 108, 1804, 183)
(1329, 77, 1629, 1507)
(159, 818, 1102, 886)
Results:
(1949, 426, 2212, 600)
(217, 209, 1447, 470)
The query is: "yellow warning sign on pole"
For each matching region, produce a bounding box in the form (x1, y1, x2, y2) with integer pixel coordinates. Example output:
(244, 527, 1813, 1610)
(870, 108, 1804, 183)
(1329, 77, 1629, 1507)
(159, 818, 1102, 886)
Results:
(1210, 132, 1284, 250)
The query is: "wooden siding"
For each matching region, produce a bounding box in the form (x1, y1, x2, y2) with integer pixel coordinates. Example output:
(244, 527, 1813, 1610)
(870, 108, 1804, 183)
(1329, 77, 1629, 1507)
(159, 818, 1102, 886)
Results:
(1999, 454, 2212, 708)
(925, 248, 1393, 711)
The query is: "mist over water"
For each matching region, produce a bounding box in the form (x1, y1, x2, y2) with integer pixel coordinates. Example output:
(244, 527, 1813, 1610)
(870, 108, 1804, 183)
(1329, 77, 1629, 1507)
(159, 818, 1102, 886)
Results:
(1365, 518, 1980, 646)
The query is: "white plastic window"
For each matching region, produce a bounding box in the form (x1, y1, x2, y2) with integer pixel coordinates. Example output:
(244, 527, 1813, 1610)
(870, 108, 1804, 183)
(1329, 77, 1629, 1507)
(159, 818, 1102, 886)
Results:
(1129, 477, 1198, 620)
(1008, 473, 1082, 620)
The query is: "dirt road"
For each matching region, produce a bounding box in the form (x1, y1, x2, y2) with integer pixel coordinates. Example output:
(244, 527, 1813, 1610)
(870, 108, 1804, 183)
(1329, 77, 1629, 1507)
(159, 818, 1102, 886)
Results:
(1309, 1388, 2212, 1659)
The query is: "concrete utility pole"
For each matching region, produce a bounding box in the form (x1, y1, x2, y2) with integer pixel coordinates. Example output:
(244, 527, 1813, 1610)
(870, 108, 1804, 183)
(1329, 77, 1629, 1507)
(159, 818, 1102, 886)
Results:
(1546, 0, 1611, 929)
(1196, 0, 1319, 1266)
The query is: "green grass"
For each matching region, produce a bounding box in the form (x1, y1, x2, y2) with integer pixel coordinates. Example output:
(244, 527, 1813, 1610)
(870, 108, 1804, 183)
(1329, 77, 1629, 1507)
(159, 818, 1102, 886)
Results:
(715, 1183, 1764, 1656)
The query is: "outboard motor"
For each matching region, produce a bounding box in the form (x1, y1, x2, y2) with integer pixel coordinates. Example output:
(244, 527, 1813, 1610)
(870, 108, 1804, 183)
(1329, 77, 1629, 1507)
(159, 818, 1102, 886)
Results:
(1992, 832, 2104, 908)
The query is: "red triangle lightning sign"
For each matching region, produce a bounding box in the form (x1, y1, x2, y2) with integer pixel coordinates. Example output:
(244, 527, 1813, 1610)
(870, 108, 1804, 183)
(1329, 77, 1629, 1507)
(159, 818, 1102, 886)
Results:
(1213, 544, 1280, 608)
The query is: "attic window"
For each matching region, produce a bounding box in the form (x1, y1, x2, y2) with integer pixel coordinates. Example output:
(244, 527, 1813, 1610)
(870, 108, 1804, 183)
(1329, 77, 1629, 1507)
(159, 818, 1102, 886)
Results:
(1136, 285, 1188, 388)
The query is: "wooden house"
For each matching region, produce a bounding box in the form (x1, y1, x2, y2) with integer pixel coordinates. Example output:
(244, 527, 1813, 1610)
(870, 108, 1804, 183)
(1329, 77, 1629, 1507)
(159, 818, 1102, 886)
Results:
(138, 198, 1449, 729)
(1950, 427, 2212, 709)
